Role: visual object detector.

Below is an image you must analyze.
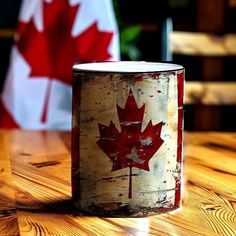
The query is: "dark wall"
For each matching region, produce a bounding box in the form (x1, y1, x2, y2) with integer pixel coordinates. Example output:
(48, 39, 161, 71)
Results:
(0, 0, 21, 91)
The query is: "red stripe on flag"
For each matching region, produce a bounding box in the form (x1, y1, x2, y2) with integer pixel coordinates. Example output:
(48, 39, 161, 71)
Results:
(41, 80, 52, 123)
(0, 100, 19, 128)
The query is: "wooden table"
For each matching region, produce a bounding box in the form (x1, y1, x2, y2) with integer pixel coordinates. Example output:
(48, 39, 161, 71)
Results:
(0, 130, 236, 236)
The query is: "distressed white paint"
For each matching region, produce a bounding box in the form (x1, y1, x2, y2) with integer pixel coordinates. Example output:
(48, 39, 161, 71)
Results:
(76, 70, 183, 214)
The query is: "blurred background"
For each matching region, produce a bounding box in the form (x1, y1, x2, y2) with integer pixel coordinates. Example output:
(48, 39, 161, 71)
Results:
(1, 0, 236, 131)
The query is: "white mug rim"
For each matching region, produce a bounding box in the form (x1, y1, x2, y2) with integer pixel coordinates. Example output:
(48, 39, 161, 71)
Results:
(73, 61, 183, 73)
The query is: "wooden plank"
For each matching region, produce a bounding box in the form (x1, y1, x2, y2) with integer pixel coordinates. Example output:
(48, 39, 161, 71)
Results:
(5, 130, 236, 235)
(8, 131, 131, 235)
(184, 132, 236, 235)
(0, 29, 15, 38)
(229, 0, 236, 7)
(0, 130, 20, 236)
(185, 82, 236, 105)
(171, 31, 236, 56)
(13, 166, 130, 235)
(197, 0, 225, 32)
(185, 132, 236, 150)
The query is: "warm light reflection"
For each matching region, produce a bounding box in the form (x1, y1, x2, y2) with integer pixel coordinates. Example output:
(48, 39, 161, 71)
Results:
(135, 218, 150, 236)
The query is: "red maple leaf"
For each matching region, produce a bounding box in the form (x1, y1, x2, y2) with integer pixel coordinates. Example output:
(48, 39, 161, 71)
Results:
(97, 90, 164, 198)
(16, 0, 113, 122)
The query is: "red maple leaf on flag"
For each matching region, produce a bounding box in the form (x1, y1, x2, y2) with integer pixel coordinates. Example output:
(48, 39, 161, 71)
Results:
(97, 90, 164, 198)
(16, 0, 113, 122)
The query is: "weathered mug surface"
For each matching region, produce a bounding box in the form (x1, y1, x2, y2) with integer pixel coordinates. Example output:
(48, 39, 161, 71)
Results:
(72, 61, 184, 216)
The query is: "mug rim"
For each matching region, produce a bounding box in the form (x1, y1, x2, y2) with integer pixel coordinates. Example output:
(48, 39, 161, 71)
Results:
(73, 61, 184, 73)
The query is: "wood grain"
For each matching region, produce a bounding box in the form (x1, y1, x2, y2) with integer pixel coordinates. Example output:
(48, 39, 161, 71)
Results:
(229, 0, 236, 7)
(0, 130, 19, 236)
(171, 31, 236, 56)
(185, 82, 236, 105)
(0, 130, 236, 235)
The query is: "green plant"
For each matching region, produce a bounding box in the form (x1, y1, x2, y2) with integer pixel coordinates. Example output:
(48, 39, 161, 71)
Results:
(113, 0, 142, 60)
(120, 25, 141, 60)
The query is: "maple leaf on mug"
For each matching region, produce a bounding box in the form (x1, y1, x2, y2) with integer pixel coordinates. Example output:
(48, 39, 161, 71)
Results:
(97, 90, 164, 198)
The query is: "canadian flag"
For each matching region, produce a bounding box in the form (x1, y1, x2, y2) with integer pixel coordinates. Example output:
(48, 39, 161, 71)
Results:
(0, 0, 120, 130)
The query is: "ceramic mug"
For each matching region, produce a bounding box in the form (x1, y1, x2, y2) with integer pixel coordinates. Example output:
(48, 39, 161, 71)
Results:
(72, 61, 184, 216)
